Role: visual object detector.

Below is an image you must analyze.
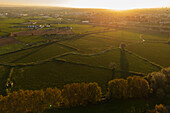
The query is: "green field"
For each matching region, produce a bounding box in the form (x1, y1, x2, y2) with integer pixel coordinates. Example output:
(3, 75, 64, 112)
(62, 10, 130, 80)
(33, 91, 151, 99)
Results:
(52, 24, 107, 34)
(11, 61, 112, 93)
(15, 43, 75, 63)
(127, 43, 170, 67)
(0, 66, 9, 95)
(0, 46, 43, 63)
(15, 35, 47, 43)
(59, 34, 121, 54)
(0, 43, 26, 55)
(46, 99, 148, 113)
(58, 48, 160, 74)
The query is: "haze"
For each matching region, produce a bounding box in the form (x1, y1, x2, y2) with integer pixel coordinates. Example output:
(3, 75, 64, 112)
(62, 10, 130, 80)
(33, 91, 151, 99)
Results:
(0, 0, 170, 10)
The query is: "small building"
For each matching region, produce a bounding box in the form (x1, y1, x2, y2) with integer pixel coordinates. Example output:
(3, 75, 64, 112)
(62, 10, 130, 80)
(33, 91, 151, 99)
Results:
(19, 14, 28, 16)
(82, 21, 89, 23)
(45, 24, 51, 28)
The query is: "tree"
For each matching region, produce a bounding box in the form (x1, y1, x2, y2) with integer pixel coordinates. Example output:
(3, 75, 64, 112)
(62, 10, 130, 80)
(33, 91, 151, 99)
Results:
(108, 79, 128, 99)
(149, 72, 167, 90)
(127, 76, 150, 98)
(62, 83, 89, 107)
(87, 83, 102, 103)
(155, 104, 168, 113)
(0, 90, 45, 113)
(44, 88, 62, 108)
(62, 82, 102, 107)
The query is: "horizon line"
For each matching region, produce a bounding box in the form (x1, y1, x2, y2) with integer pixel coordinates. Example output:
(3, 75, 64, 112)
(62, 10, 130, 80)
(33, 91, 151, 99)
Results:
(0, 3, 169, 11)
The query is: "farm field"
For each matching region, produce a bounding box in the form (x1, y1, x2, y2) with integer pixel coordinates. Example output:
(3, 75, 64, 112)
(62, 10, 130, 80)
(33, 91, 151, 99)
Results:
(59, 30, 143, 54)
(11, 61, 113, 93)
(0, 66, 9, 95)
(0, 7, 170, 113)
(15, 43, 75, 63)
(0, 37, 22, 46)
(46, 99, 148, 113)
(58, 48, 160, 74)
(0, 43, 26, 55)
(127, 43, 170, 67)
(0, 46, 43, 63)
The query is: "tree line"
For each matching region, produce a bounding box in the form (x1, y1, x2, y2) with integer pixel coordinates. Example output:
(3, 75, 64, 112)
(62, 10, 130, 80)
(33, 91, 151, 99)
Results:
(0, 67, 169, 113)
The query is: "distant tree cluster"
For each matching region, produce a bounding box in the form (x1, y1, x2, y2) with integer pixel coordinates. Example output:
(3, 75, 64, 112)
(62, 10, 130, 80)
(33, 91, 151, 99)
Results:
(108, 76, 150, 99)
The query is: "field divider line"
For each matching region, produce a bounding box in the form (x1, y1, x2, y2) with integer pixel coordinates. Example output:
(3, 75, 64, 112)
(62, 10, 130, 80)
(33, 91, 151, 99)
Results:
(125, 49, 163, 69)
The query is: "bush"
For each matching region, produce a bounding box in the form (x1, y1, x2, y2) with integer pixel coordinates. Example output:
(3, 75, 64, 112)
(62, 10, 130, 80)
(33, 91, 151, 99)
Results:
(108, 79, 128, 99)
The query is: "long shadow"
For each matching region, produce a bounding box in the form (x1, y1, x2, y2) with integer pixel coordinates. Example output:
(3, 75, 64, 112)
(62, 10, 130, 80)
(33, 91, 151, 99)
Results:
(120, 49, 129, 78)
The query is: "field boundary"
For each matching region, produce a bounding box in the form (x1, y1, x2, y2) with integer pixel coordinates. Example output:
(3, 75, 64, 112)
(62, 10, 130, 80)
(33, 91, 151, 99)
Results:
(125, 49, 163, 69)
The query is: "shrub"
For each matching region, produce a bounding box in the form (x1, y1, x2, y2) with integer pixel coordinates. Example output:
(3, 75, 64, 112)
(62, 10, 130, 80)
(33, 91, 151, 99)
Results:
(108, 79, 128, 99)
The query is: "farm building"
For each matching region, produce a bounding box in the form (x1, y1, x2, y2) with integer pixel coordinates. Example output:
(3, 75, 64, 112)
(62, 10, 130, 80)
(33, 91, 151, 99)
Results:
(82, 21, 90, 24)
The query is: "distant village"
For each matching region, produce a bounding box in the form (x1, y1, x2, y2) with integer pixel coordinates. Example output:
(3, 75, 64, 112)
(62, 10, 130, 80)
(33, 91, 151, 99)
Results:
(0, 7, 169, 33)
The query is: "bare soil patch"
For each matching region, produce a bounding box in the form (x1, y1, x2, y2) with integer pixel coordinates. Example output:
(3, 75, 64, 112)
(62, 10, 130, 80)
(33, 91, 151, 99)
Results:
(0, 37, 22, 46)
(12, 29, 73, 37)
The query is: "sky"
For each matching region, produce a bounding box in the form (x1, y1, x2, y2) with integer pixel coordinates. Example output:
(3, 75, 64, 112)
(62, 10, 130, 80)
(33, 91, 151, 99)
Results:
(0, 0, 170, 10)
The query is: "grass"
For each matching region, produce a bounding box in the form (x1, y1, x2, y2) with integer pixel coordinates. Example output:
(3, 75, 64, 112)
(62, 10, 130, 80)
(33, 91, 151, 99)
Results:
(15, 35, 47, 43)
(59, 34, 121, 54)
(143, 35, 168, 42)
(15, 43, 75, 63)
(58, 48, 160, 74)
(45, 99, 148, 113)
(0, 18, 26, 24)
(0, 32, 9, 37)
(51, 24, 107, 34)
(0, 46, 43, 63)
(11, 61, 112, 93)
(0, 43, 26, 55)
(127, 43, 170, 67)
(0, 66, 10, 95)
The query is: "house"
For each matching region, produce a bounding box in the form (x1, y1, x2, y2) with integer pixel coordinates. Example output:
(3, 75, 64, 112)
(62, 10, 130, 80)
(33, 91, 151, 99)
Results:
(45, 24, 51, 28)
(28, 25, 44, 29)
(82, 21, 90, 24)
(19, 14, 28, 16)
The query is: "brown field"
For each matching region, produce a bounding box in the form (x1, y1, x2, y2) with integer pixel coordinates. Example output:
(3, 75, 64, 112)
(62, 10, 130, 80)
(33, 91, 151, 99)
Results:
(0, 37, 22, 46)
(12, 29, 73, 36)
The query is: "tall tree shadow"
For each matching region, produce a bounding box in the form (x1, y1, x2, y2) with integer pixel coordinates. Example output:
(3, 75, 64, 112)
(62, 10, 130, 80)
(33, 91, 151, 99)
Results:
(120, 49, 129, 78)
